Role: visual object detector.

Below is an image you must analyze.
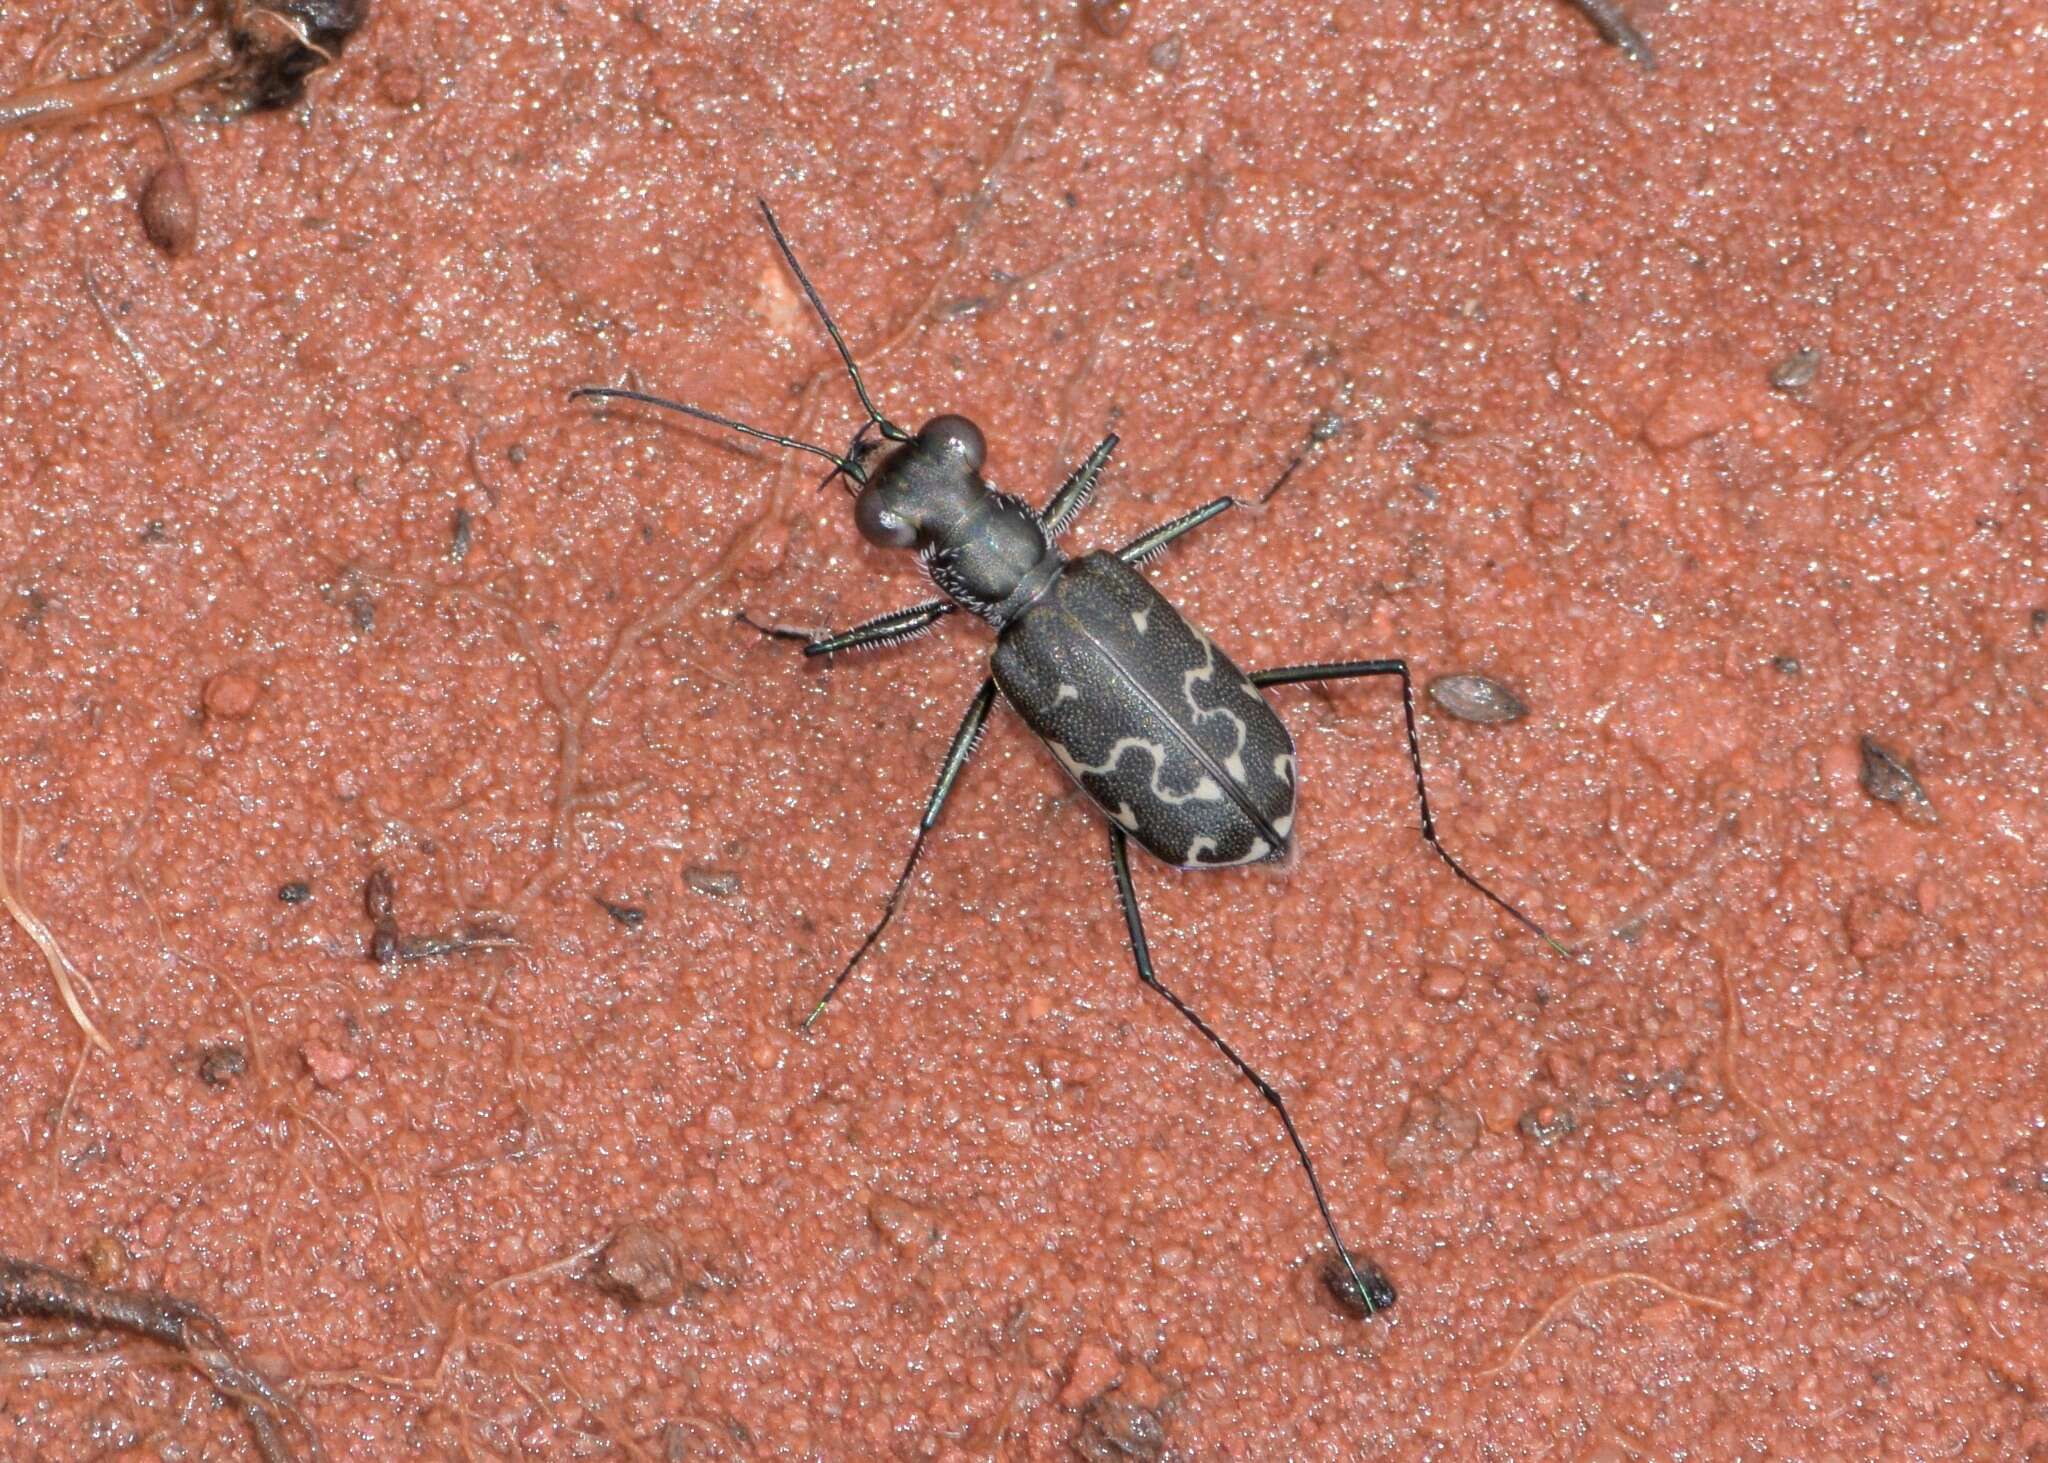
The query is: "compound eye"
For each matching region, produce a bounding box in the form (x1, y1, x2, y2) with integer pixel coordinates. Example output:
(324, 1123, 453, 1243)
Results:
(854, 486, 917, 548)
(918, 414, 986, 472)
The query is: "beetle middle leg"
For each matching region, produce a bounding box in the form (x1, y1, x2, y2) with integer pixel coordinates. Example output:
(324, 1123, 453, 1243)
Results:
(799, 676, 999, 1030)
(1113, 456, 1305, 566)
(1105, 826, 1398, 1316)
(1250, 660, 1570, 956)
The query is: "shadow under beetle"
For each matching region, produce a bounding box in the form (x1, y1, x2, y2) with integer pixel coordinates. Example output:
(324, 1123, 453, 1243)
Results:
(575, 201, 1567, 1319)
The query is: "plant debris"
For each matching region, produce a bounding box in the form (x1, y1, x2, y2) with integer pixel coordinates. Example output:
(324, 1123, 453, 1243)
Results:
(1858, 735, 1936, 823)
(0, 1257, 314, 1461)
(0, 807, 114, 1056)
(0, 0, 371, 133)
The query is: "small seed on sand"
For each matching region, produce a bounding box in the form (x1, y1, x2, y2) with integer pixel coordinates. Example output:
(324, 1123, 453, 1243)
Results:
(139, 162, 198, 257)
(1428, 673, 1529, 724)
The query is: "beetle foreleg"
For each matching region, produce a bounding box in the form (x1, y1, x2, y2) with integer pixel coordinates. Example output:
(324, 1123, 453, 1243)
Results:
(1250, 660, 1572, 958)
(1041, 433, 1120, 539)
(799, 676, 1000, 1031)
(1105, 826, 1397, 1318)
(738, 599, 957, 659)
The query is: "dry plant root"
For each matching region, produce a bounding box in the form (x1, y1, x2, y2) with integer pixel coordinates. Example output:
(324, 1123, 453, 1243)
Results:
(0, 806, 114, 1056)
(0, 1257, 317, 1462)
(0, 0, 369, 133)
(1472, 1270, 1736, 1378)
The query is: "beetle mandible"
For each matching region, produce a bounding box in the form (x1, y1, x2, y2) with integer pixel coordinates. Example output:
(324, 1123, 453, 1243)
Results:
(574, 201, 1568, 1319)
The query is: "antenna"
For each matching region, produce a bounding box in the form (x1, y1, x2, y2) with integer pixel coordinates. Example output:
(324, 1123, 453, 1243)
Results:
(757, 199, 909, 442)
(567, 387, 866, 484)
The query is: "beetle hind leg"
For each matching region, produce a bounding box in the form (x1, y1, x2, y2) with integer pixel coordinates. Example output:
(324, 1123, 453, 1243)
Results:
(1106, 827, 1397, 1318)
(1250, 659, 1571, 958)
(799, 677, 999, 1030)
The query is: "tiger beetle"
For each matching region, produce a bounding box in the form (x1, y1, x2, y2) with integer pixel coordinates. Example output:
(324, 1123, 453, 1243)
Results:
(573, 201, 1568, 1320)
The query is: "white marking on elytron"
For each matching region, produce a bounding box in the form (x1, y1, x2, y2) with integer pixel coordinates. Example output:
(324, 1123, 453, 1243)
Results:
(1185, 835, 1271, 867)
(1048, 737, 1226, 804)
(1131, 608, 1150, 634)
(1182, 625, 1253, 788)
(1055, 682, 1080, 703)
(1274, 752, 1297, 785)
(1239, 675, 1262, 701)
(1113, 801, 1139, 832)
(1273, 811, 1294, 838)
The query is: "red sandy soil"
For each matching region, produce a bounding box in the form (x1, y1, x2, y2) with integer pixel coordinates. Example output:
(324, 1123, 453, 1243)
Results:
(1, 0, 2043, 1456)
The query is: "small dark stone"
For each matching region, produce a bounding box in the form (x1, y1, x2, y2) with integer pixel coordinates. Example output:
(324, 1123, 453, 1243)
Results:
(1146, 36, 1181, 71)
(592, 1222, 680, 1306)
(370, 928, 400, 964)
(1075, 1394, 1166, 1461)
(198, 1044, 247, 1086)
(1427, 672, 1529, 725)
(2030, 608, 2046, 632)
(1769, 347, 1821, 391)
(1082, 0, 1135, 38)
(685, 868, 741, 898)
(596, 896, 645, 929)
(1518, 1103, 1577, 1146)
(347, 593, 376, 633)
(1309, 410, 1345, 444)
(278, 881, 312, 904)
(1770, 655, 1801, 675)
(1858, 735, 1936, 823)
(363, 868, 397, 923)
(1319, 1253, 1397, 1319)
(450, 507, 473, 561)
(140, 520, 169, 544)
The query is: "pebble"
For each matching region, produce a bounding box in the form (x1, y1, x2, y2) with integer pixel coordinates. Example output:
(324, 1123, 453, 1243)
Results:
(592, 1222, 681, 1306)
(202, 670, 261, 720)
(1058, 1337, 1122, 1408)
(301, 1042, 356, 1089)
(81, 1233, 128, 1286)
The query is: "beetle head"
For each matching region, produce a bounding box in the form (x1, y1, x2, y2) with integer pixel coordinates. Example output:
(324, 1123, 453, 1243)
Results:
(853, 414, 988, 549)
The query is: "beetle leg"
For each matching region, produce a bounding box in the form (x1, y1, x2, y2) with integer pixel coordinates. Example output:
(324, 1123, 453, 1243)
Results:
(1250, 660, 1572, 958)
(1041, 433, 1120, 538)
(737, 599, 956, 659)
(799, 676, 1000, 1031)
(1106, 827, 1396, 1317)
(1114, 497, 1237, 565)
(1113, 456, 1305, 565)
